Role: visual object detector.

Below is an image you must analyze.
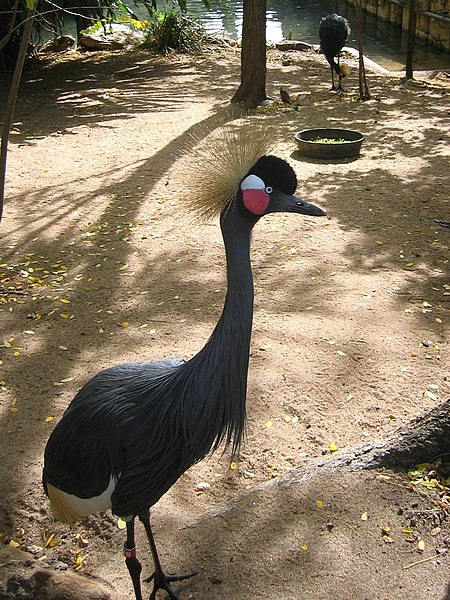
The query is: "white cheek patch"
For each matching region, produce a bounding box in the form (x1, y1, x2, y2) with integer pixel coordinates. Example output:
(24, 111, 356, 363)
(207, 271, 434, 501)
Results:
(241, 174, 270, 215)
(241, 174, 265, 191)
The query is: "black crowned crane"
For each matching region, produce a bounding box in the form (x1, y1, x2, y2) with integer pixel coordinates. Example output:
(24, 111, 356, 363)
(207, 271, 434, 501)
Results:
(319, 13, 351, 92)
(43, 126, 326, 600)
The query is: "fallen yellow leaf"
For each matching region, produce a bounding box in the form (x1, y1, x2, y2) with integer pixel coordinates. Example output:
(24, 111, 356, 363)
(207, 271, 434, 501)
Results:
(45, 533, 61, 548)
(74, 552, 85, 571)
(316, 499, 324, 510)
(75, 533, 89, 546)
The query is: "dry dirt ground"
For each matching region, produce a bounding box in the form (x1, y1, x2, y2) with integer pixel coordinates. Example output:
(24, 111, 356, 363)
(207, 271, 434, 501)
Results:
(0, 44, 449, 599)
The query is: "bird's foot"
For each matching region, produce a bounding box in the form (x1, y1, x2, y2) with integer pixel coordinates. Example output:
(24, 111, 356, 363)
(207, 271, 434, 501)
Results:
(336, 79, 346, 93)
(330, 86, 346, 93)
(145, 569, 198, 599)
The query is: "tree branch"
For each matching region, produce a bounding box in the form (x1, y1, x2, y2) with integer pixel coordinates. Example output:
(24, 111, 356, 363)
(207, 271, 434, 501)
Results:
(0, 0, 20, 52)
(0, 8, 36, 226)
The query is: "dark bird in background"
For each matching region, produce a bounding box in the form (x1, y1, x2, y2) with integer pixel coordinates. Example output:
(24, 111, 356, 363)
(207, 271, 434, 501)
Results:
(319, 13, 351, 92)
(43, 126, 326, 600)
(280, 87, 302, 110)
(280, 87, 293, 105)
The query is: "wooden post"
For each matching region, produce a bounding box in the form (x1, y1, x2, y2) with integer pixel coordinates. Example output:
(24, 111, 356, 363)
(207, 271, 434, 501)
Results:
(356, 0, 371, 100)
(405, 0, 417, 79)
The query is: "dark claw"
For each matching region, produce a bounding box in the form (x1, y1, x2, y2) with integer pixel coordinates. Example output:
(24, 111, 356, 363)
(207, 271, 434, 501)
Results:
(145, 570, 198, 599)
(434, 220, 450, 228)
(167, 572, 198, 583)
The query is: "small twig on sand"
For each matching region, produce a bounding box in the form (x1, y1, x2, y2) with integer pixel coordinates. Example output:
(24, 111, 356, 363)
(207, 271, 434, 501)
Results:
(403, 552, 447, 569)
(0, 287, 28, 295)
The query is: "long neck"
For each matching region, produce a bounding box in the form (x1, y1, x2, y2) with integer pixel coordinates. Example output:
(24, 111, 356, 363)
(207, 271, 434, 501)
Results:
(218, 210, 254, 353)
(180, 207, 255, 457)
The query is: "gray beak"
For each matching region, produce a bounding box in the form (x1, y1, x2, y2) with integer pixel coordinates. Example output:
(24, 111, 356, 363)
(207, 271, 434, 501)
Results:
(267, 189, 326, 217)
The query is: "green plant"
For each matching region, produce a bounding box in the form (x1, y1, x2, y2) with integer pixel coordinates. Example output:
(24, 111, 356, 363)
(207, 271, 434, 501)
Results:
(141, 9, 209, 55)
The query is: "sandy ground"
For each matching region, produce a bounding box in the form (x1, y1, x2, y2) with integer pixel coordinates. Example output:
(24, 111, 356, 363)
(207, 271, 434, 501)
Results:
(0, 44, 449, 599)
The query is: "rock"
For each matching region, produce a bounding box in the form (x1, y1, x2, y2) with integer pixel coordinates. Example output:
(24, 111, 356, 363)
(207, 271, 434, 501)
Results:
(39, 569, 112, 600)
(276, 40, 312, 52)
(209, 30, 239, 47)
(23, 544, 44, 558)
(79, 24, 145, 51)
(39, 36, 76, 53)
(0, 546, 112, 600)
(196, 481, 211, 491)
(5, 569, 112, 600)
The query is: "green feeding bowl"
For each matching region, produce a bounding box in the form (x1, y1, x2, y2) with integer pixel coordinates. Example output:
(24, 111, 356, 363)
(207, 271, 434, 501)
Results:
(295, 128, 365, 159)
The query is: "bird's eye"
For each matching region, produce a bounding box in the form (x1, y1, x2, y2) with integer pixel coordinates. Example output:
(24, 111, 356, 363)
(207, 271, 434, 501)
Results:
(265, 186, 273, 194)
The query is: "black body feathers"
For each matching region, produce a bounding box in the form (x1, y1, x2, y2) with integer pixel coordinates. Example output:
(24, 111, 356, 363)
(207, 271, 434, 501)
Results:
(319, 13, 351, 74)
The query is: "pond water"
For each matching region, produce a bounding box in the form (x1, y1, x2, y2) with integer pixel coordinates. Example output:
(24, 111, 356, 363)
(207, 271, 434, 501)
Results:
(157, 0, 450, 71)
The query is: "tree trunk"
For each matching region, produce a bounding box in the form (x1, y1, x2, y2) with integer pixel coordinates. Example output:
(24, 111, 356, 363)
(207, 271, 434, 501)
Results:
(231, 0, 268, 107)
(73, 0, 99, 39)
(364, 399, 450, 470)
(282, 400, 450, 489)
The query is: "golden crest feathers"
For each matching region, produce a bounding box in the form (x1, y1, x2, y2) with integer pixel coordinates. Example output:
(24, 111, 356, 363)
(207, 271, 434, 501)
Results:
(179, 123, 274, 222)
